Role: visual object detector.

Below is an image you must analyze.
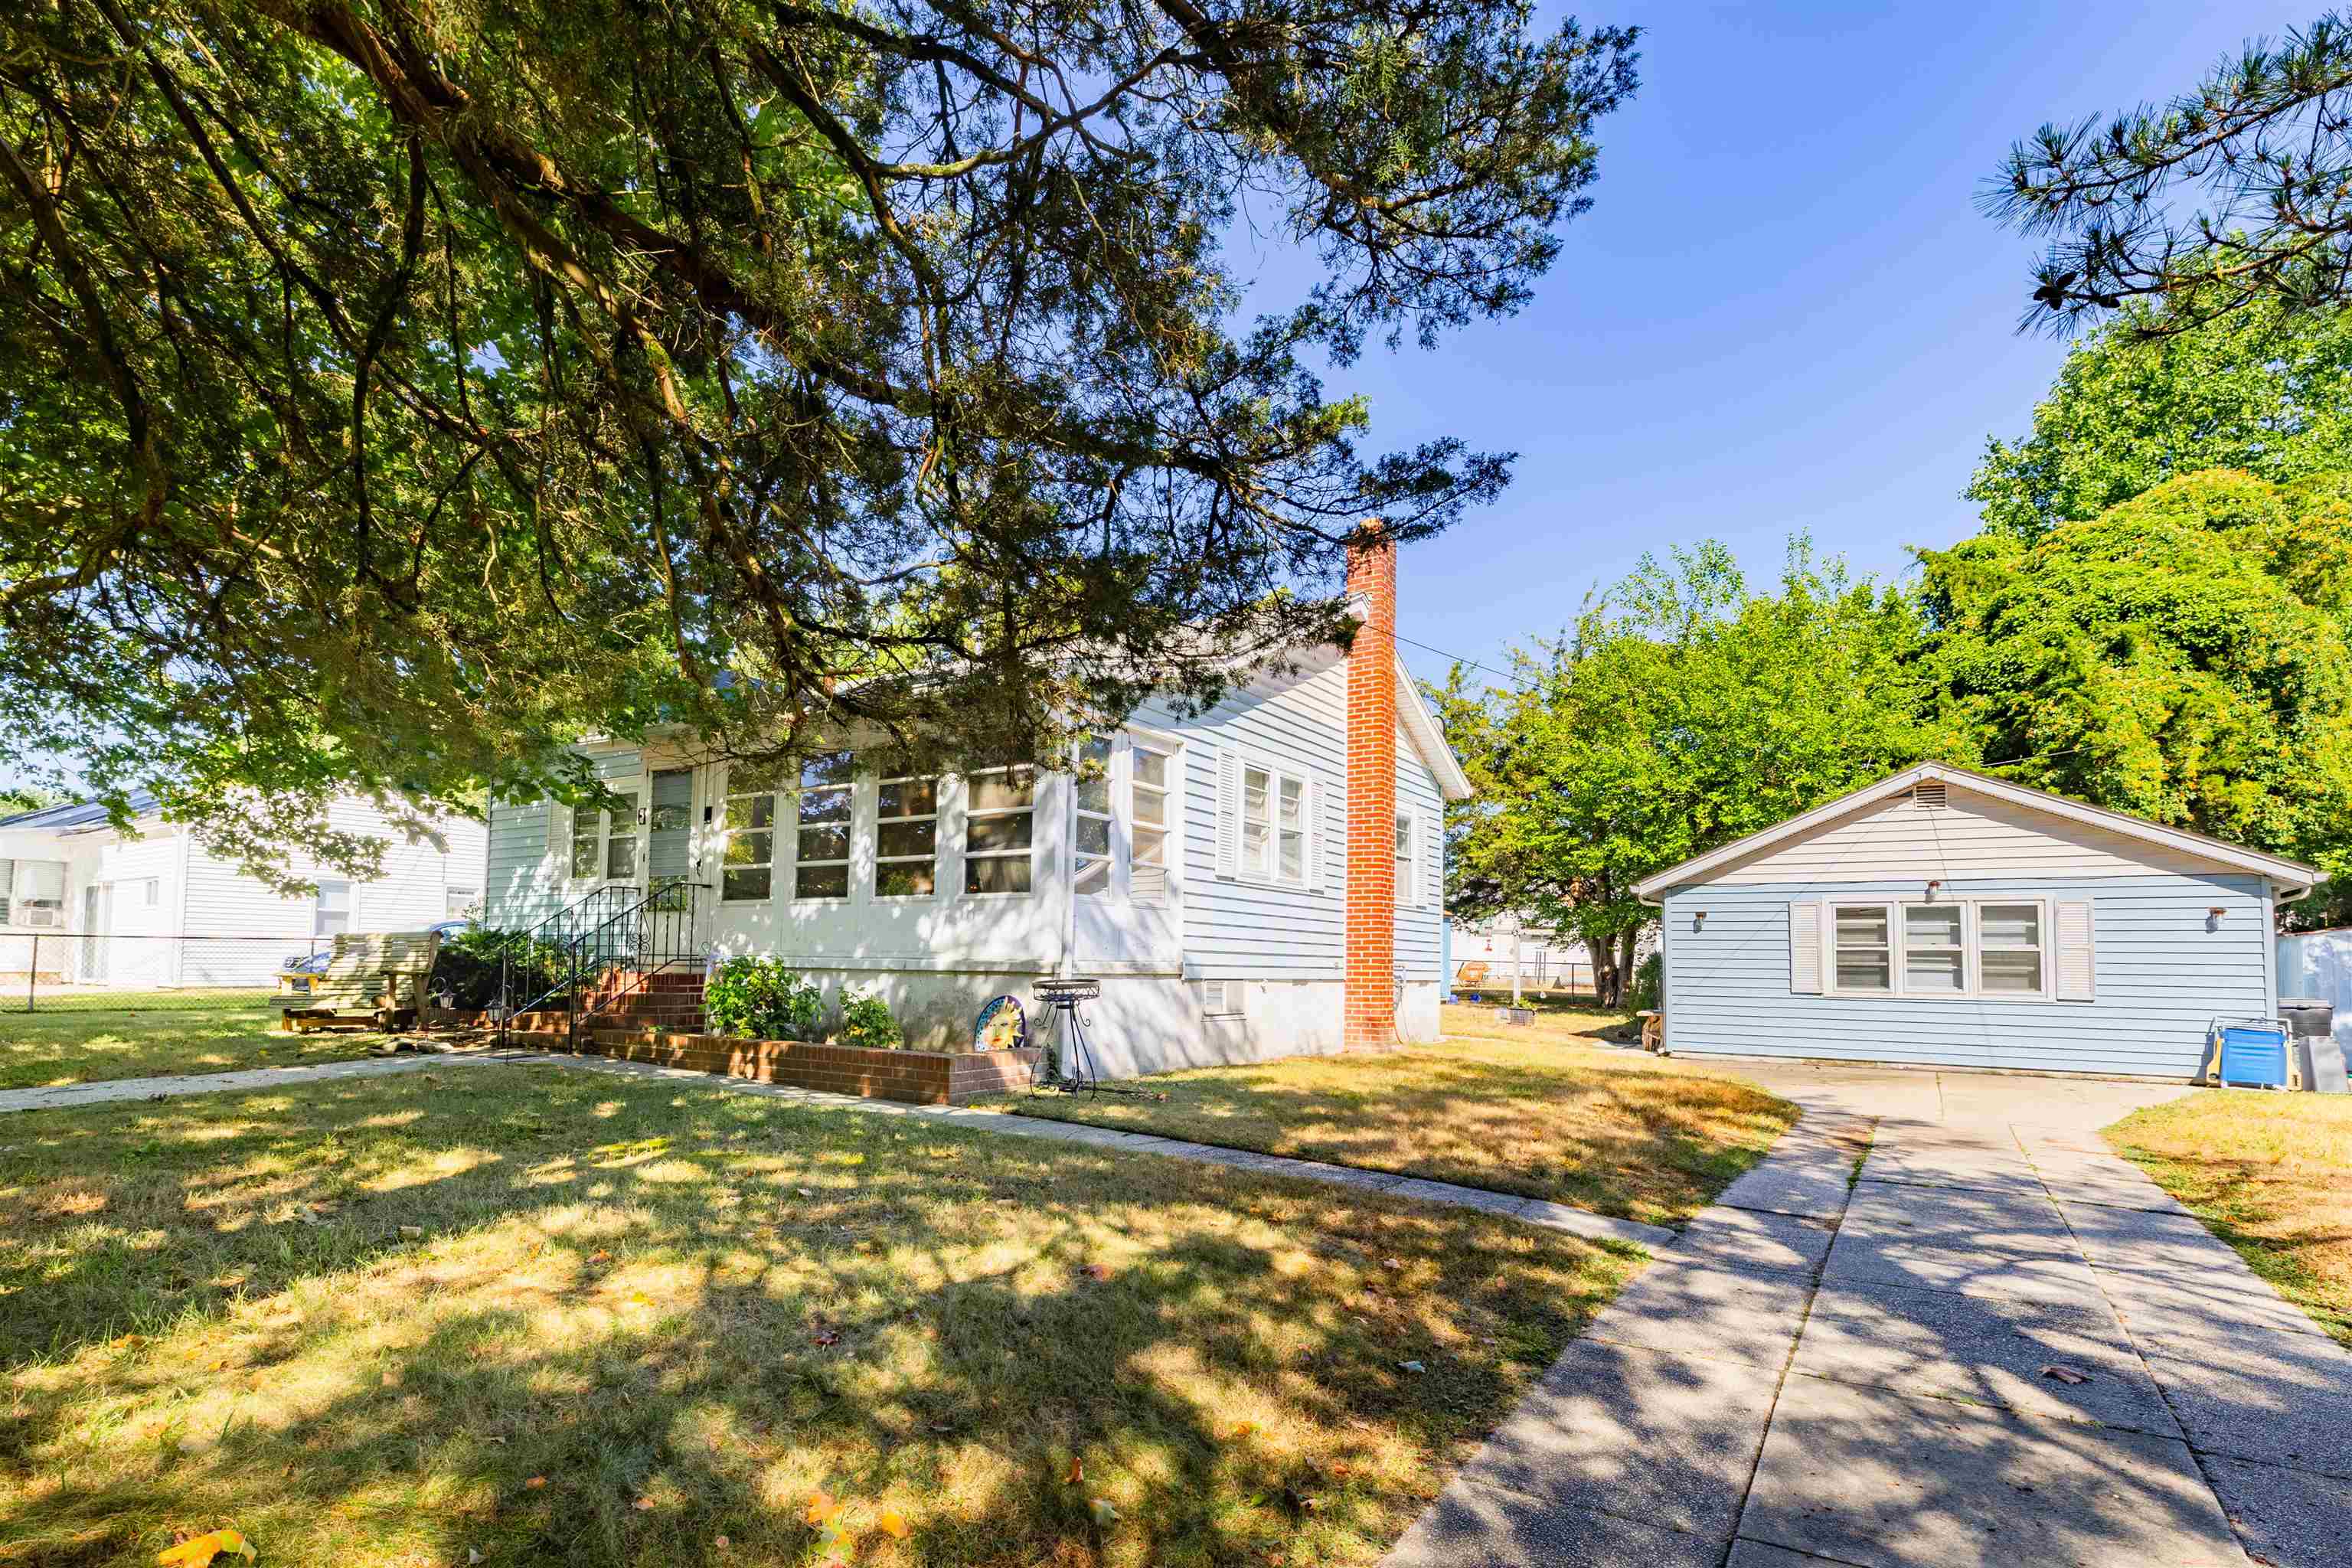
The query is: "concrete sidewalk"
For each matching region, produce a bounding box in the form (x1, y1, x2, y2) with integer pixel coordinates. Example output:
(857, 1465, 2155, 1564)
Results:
(1384, 1067, 2351, 1568)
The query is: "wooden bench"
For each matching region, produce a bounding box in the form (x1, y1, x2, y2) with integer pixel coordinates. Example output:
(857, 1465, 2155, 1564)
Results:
(280, 929, 443, 1033)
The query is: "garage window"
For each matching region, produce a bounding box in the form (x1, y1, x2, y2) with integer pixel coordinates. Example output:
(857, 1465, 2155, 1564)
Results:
(1824, 898, 2052, 1000)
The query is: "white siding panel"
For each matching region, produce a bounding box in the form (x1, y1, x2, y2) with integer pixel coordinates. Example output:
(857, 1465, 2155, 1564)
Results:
(1661, 874, 2269, 1079)
(1394, 750, 1444, 983)
(1701, 784, 2222, 885)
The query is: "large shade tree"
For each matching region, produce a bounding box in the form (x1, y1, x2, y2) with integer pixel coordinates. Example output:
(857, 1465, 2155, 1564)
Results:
(1918, 470, 2352, 922)
(1435, 541, 1946, 1005)
(1970, 297, 2352, 540)
(0, 0, 1638, 879)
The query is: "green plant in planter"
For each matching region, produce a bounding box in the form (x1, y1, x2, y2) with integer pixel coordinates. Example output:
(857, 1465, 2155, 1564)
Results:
(705, 957, 821, 1040)
(839, 985, 904, 1050)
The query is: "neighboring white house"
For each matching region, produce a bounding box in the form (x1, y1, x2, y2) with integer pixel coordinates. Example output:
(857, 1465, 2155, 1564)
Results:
(482, 537, 1473, 1076)
(1635, 762, 2318, 1080)
(0, 792, 487, 990)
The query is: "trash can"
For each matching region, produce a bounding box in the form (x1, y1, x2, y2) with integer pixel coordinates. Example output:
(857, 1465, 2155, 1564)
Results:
(2280, 998, 2347, 1094)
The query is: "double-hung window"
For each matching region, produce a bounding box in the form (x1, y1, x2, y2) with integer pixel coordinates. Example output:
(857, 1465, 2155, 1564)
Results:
(1394, 813, 1415, 906)
(876, 773, 939, 897)
(1831, 905, 1892, 992)
(1132, 743, 1171, 900)
(1240, 764, 1308, 886)
(1073, 739, 1113, 896)
(1828, 899, 2050, 999)
(314, 877, 353, 937)
(795, 752, 854, 900)
(1978, 903, 2046, 994)
(569, 790, 639, 882)
(965, 766, 1035, 893)
(721, 762, 782, 903)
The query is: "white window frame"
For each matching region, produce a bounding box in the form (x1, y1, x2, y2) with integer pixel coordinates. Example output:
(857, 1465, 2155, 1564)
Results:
(1073, 738, 1115, 897)
(1130, 738, 1174, 903)
(874, 771, 940, 900)
(1826, 897, 2054, 1002)
(313, 877, 354, 938)
(792, 752, 855, 902)
(720, 761, 783, 903)
(1394, 812, 1416, 907)
(962, 765, 1037, 897)
(566, 789, 642, 884)
(1238, 761, 1309, 889)
(2, 858, 66, 928)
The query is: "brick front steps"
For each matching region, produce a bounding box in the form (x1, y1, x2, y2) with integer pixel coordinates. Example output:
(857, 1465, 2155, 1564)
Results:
(531, 1027, 1044, 1106)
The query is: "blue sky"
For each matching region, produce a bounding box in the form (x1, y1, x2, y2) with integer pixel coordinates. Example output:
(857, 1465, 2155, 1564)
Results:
(1255, 1, 2314, 692)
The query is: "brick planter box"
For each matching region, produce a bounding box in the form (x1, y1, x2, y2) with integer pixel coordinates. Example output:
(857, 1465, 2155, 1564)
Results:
(550, 1030, 1043, 1106)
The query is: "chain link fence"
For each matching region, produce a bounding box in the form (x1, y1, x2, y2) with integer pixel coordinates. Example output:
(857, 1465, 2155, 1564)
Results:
(0, 933, 334, 1014)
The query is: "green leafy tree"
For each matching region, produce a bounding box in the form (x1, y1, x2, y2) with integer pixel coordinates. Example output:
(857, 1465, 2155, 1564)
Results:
(1971, 300, 2352, 539)
(1987, 11, 2352, 331)
(1918, 472, 2352, 905)
(0, 784, 63, 817)
(0, 0, 1641, 881)
(1436, 539, 1947, 1004)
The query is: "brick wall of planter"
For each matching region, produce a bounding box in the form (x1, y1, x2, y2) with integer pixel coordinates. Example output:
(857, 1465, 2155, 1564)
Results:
(554, 1031, 1044, 1106)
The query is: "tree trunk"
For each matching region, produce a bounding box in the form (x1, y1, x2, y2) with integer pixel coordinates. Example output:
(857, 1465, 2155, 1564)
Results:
(1618, 928, 1642, 1004)
(1592, 942, 1621, 1008)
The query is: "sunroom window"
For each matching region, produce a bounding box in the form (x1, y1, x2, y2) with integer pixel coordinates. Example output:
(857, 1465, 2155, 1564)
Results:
(1073, 738, 1112, 896)
(794, 752, 854, 900)
(721, 762, 782, 902)
(876, 773, 939, 897)
(1132, 743, 1171, 900)
(965, 766, 1035, 894)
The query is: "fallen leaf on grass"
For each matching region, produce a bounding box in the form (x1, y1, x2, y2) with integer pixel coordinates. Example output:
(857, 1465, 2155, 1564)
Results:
(1227, 1422, 1259, 1440)
(635, 1496, 657, 1511)
(877, 1510, 910, 1539)
(811, 1327, 840, 1348)
(156, 1530, 255, 1566)
(1063, 1457, 1084, 1485)
(524, 1477, 547, 1490)
(1381, 1257, 1403, 1271)
(805, 1491, 842, 1527)
(587, 1250, 611, 1265)
(1076, 1263, 1111, 1282)
(2040, 1365, 2091, 1385)
(1089, 1498, 1120, 1527)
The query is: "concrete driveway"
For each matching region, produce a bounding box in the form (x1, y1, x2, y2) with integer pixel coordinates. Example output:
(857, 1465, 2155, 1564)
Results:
(1387, 1065, 2352, 1568)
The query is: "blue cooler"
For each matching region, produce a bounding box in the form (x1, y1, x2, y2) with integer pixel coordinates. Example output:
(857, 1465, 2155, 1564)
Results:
(2206, 1018, 2292, 1089)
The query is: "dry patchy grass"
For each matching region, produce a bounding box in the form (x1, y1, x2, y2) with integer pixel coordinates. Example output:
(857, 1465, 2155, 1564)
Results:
(2106, 1091, 2352, 1348)
(0, 1003, 391, 1090)
(993, 1002, 1798, 1227)
(0, 1064, 1631, 1566)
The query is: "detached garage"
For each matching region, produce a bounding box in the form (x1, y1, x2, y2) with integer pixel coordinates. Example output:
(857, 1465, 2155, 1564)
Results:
(1635, 763, 2318, 1080)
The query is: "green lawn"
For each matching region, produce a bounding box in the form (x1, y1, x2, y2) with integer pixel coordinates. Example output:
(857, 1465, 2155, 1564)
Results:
(2106, 1091, 2352, 1348)
(0, 1003, 394, 1090)
(0, 1065, 1632, 1567)
(991, 1001, 1799, 1228)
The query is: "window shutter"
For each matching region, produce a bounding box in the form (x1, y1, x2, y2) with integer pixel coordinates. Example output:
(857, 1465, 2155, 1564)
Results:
(1215, 750, 1240, 880)
(1307, 776, 1326, 891)
(2055, 900, 2096, 1001)
(1789, 900, 1823, 993)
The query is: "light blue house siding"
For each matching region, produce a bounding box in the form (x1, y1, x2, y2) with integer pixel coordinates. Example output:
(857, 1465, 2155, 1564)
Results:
(1658, 874, 2274, 1080)
(1640, 764, 2316, 1082)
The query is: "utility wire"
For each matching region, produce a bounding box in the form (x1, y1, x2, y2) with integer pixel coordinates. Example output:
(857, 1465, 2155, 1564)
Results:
(1394, 632, 1533, 690)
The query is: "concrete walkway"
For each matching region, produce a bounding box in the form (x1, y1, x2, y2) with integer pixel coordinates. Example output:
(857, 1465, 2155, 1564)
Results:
(1385, 1067, 2352, 1568)
(0, 1048, 1671, 1250)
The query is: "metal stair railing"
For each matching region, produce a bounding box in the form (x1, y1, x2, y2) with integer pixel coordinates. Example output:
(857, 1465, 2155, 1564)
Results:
(493, 881, 661, 1048)
(498, 877, 704, 1053)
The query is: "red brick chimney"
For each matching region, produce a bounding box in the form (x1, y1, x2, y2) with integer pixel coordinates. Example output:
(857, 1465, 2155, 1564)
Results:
(1344, 523, 1397, 1051)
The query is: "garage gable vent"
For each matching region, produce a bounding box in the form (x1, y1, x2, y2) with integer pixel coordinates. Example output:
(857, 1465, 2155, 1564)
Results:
(1913, 780, 1949, 809)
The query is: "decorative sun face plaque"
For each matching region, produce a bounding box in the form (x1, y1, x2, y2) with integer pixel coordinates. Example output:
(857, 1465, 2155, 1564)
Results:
(973, 995, 1027, 1053)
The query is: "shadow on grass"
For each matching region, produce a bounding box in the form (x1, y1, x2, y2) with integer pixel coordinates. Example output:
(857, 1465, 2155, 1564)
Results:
(0, 1067, 1628, 1566)
(1000, 1044, 1800, 1227)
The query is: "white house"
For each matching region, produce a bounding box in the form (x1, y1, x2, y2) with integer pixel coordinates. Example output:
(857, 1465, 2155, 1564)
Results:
(0, 792, 487, 991)
(1635, 762, 2318, 1080)
(482, 536, 1473, 1076)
